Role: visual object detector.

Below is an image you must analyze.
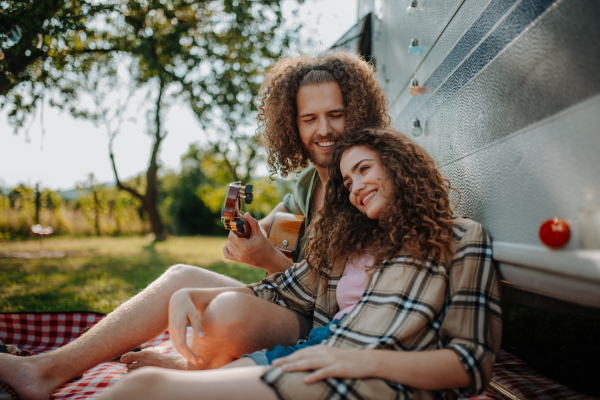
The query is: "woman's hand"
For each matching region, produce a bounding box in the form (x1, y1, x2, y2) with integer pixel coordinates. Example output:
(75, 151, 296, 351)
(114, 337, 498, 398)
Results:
(223, 213, 293, 274)
(271, 345, 378, 384)
(168, 289, 204, 366)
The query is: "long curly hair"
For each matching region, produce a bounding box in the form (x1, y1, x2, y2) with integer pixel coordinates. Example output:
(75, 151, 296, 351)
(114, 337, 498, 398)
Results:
(304, 127, 456, 279)
(256, 51, 391, 178)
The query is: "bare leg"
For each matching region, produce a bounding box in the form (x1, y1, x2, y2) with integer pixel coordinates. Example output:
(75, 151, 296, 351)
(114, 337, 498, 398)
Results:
(121, 348, 191, 371)
(122, 291, 302, 370)
(95, 366, 278, 400)
(0, 264, 243, 400)
(189, 291, 301, 368)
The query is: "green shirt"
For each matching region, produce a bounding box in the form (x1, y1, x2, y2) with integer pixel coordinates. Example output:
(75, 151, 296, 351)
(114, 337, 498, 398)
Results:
(282, 166, 320, 262)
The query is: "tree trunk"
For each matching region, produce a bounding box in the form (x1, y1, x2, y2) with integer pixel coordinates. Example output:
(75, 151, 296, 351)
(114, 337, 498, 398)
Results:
(144, 75, 168, 242)
(93, 187, 101, 236)
(143, 196, 167, 241)
(34, 183, 41, 225)
(107, 75, 169, 242)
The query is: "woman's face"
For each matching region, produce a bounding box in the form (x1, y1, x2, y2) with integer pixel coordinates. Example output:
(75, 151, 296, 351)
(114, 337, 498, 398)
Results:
(340, 145, 394, 220)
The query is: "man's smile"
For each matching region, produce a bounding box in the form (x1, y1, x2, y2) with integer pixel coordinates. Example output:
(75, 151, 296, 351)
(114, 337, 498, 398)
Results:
(316, 141, 336, 148)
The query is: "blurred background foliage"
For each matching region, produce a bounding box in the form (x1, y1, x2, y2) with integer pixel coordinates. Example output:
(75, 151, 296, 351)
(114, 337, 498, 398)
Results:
(1, 0, 304, 241)
(0, 142, 294, 240)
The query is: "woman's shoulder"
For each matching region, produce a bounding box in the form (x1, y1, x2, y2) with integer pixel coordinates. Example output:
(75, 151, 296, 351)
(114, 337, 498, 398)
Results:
(451, 217, 489, 245)
(451, 216, 480, 231)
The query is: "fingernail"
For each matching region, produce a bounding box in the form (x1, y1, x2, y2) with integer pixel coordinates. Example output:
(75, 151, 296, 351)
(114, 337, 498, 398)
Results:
(197, 330, 204, 337)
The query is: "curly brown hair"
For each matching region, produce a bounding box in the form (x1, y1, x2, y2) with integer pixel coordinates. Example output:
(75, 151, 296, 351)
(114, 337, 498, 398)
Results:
(304, 127, 456, 280)
(256, 51, 391, 178)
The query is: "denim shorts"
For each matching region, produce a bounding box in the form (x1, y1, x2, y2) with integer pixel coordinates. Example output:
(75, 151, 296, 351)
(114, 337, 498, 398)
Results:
(245, 319, 341, 366)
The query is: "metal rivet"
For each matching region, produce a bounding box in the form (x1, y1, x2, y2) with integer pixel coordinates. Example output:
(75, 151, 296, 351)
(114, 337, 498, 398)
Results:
(283, 240, 288, 246)
(409, 79, 421, 96)
(411, 119, 423, 137)
(407, 0, 418, 16)
(408, 38, 421, 56)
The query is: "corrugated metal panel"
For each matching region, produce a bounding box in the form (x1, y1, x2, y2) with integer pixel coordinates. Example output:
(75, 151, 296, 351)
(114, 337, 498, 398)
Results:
(366, 0, 600, 308)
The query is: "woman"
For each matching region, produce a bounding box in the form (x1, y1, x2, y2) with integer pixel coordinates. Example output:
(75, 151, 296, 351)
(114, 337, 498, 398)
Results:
(99, 127, 502, 400)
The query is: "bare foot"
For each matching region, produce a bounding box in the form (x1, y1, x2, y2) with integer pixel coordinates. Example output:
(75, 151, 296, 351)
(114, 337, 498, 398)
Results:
(0, 353, 55, 400)
(120, 348, 203, 371)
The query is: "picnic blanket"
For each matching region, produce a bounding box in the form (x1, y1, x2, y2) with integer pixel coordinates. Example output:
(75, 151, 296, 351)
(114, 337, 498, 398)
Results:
(0, 312, 593, 400)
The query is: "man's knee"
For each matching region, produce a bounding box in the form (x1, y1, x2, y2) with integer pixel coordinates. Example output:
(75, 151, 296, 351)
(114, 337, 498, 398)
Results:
(165, 263, 198, 279)
(162, 264, 210, 287)
(162, 264, 243, 289)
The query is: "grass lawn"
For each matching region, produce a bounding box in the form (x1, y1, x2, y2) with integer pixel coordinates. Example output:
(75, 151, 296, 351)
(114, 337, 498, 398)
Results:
(0, 235, 265, 314)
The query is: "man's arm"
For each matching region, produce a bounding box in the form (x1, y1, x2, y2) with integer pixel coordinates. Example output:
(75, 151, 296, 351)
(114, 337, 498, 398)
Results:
(223, 202, 295, 275)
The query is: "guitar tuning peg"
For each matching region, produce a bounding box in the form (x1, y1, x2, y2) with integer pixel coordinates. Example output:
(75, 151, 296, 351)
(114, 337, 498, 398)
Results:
(236, 219, 246, 234)
(244, 184, 253, 204)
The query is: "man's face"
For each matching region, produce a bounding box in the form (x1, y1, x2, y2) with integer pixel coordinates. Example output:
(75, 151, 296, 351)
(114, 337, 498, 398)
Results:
(296, 82, 346, 169)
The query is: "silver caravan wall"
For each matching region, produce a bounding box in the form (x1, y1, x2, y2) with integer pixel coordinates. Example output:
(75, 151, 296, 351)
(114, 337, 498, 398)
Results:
(335, 0, 600, 310)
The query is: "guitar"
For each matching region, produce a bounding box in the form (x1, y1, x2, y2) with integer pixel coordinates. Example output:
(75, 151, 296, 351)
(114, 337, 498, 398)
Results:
(221, 182, 254, 238)
(267, 211, 305, 262)
(222, 182, 305, 262)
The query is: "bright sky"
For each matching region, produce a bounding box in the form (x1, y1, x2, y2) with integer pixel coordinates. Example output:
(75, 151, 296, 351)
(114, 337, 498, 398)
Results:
(0, 0, 357, 191)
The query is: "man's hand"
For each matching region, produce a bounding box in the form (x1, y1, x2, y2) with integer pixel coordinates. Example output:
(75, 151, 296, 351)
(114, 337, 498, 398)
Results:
(167, 289, 205, 366)
(223, 212, 293, 274)
(271, 345, 377, 383)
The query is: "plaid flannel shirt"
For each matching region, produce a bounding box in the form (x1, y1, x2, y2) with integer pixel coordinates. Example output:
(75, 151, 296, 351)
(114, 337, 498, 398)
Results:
(248, 217, 502, 400)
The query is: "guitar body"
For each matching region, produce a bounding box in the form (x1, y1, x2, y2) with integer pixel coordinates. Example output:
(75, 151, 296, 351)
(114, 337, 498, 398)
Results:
(267, 212, 305, 262)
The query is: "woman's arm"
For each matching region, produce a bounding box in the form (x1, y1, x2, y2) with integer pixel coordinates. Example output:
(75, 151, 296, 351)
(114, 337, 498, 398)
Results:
(272, 345, 469, 390)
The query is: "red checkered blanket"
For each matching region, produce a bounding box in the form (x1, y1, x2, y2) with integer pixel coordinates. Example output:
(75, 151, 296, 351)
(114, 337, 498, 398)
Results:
(0, 312, 593, 399)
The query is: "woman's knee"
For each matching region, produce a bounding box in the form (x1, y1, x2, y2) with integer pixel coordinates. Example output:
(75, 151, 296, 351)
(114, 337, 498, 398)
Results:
(202, 292, 256, 334)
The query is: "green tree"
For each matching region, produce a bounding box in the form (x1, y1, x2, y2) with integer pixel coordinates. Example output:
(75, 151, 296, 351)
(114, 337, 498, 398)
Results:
(0, 0, 115, 101)
(2, 0, 303, 241)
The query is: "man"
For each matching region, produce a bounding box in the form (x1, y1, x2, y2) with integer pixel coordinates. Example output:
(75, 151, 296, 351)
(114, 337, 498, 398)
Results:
(0, 51, 390, 400)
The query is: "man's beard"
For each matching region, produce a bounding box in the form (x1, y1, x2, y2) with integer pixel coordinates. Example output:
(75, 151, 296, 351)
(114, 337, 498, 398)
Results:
(305, 133, 343, 168)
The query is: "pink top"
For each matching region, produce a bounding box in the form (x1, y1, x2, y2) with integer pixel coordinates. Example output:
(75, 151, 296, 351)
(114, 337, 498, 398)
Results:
(333, 253, 374, 320)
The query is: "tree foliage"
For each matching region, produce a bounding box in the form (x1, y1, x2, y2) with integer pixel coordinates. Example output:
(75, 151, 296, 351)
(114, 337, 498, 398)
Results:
(1, 0, 302, 241)
(0, 0, 116, 121)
